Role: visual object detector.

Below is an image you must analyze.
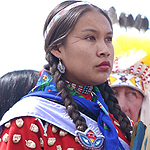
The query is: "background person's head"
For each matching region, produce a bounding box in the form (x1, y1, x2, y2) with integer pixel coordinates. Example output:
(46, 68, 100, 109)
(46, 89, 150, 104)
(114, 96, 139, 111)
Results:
(0, 70, 39, 120)
(108, 12, 150, 124)
(112, 86, 143, 123)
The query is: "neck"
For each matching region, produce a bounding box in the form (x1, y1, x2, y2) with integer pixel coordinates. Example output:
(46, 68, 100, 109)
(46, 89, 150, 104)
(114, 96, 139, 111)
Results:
(65, 80, 93, 94)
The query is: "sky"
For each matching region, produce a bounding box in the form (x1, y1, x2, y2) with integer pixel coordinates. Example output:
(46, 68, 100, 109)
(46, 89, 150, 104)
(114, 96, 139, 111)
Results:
(0, 0, 150, 77)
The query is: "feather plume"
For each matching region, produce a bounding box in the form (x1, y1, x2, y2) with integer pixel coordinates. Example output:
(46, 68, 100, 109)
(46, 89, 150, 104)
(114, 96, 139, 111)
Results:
(109, 6, 150, 126)
(117, 48, 146, 70)
(113, 34, 150, 67)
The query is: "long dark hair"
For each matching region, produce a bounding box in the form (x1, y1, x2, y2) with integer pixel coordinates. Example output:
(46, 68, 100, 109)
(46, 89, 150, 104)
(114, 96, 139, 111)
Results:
(0, 70, 39, 120)
(43, 0, 132, 141)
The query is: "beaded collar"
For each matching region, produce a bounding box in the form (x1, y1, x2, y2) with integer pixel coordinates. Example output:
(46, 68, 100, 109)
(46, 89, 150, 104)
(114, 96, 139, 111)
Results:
(65, 80, 93, 94)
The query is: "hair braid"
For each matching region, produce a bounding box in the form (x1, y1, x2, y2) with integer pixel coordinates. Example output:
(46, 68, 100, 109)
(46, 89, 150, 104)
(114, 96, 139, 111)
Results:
(98, 81, 133, 141)
(44, 51, 87, 132)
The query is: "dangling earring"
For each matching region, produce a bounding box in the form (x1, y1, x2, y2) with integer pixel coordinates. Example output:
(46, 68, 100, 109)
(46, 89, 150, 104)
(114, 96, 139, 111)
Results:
(57, 58, 65, 74)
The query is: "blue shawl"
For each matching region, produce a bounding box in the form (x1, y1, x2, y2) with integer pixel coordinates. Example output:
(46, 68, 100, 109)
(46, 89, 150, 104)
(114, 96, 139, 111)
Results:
(25, 70, 125, 150)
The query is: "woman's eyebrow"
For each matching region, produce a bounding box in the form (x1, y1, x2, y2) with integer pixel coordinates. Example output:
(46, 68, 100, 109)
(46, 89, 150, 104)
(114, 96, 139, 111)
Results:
(81, 28, 98, 33)
(107, 31, 113, 35)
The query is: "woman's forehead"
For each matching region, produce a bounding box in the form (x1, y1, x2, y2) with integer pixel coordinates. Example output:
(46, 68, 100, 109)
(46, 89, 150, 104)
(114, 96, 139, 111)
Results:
(72, 11, 112, 33)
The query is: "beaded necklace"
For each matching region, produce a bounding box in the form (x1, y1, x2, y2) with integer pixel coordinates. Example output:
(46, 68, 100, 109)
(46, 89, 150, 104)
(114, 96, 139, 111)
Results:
(65, 80, 93, 94)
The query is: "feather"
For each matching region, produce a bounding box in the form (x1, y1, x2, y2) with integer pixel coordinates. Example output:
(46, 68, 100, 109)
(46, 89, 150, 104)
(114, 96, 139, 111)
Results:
(113, 34, 150, 67)
(126, 14, 134, 28)
(140, 17, 149, 32)
(108, 6, 118, 24)
(134, 14, 142, 31)
(119, 13, 127, 28)
(117, 48, 147, 70)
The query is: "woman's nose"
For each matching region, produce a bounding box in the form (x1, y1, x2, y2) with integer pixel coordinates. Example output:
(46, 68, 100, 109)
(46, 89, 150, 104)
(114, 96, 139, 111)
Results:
(97, 42, 110, 57)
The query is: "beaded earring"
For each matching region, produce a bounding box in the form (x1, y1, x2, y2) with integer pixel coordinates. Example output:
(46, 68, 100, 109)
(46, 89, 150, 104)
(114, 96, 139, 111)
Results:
(57, 58, 65, 74)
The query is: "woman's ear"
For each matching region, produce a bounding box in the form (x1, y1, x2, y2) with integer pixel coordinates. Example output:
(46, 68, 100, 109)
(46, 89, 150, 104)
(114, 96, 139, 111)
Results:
(51, 48, 61, 59)
(51, 44, 64, 59)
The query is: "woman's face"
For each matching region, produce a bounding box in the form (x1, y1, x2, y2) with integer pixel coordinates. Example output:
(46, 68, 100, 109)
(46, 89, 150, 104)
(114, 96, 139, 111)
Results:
(112, 86, 143, 123)
(54, 10, 114, 86)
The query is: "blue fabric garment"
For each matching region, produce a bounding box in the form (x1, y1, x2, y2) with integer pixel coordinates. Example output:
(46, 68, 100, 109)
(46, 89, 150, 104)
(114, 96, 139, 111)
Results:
(132, 121, 146, 150)
(25, 70, 125, 150)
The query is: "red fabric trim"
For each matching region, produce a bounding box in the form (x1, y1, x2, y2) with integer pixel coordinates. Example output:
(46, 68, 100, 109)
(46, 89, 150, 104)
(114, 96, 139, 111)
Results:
(109, 113, 131, 146)
(0, 117, 83, 150)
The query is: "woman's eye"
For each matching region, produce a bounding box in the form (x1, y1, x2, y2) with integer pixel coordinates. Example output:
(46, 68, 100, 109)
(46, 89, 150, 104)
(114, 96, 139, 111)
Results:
(85, 36, 95, 40)
(106, 36, 112, 42)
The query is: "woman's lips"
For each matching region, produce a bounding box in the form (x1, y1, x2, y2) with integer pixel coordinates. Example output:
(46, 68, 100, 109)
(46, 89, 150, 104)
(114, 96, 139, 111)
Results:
(96, 61, 110, 70)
